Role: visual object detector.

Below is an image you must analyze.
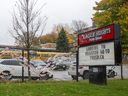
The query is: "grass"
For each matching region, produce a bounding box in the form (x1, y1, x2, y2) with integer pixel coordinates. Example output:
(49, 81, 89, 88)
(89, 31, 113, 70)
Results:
(0, 80, 128, 96)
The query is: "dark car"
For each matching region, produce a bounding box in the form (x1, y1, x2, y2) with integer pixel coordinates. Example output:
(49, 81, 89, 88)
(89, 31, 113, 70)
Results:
(54, 64, 67, 70)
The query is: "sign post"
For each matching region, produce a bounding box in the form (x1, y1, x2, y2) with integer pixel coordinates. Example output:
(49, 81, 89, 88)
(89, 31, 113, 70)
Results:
(89, 66, 107, 85)
(76, 48, 79, 82)
(78, 24, 122, 85)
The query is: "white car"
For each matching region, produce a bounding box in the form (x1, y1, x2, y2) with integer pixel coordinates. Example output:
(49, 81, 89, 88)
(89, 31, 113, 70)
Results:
(68, 63, 117, 80)
(30, 60, 47, 69)
(0, 59, 48, 80)
(68, 62, 89, 80)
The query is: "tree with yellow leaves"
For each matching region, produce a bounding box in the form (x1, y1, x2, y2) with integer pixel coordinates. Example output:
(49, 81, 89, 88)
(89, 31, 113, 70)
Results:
(93, 0, 128, 54)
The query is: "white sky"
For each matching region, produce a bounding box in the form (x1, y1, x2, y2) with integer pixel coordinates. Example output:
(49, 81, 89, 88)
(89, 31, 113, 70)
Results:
(0, 0, 100, 45)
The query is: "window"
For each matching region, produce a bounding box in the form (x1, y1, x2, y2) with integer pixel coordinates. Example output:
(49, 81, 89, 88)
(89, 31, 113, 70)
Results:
(1, 60, 21, 66)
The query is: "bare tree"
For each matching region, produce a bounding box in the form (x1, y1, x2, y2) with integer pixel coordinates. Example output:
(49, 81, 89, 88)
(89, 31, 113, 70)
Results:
(9, 0, 47, 80)
(71, 20, 88, 33)
(70, 20, 88, 51)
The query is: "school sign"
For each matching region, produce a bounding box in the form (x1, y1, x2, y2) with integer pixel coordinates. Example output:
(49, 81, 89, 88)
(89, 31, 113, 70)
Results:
(78, 24, 122, 66)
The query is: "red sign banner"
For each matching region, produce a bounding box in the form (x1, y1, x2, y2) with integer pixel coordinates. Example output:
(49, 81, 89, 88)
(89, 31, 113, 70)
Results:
(78, 24, 115, 46)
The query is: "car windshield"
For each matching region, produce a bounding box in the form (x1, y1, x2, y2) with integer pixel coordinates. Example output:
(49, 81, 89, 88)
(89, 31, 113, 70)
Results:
(31, 60, 46, 66)
(0, 59, 22, 66)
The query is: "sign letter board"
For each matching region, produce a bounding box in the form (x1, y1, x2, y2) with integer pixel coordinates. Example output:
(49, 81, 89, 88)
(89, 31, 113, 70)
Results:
(78, 24, 122, 66)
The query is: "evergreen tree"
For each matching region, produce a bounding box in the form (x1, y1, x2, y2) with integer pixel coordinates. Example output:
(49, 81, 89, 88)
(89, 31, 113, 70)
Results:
(56, 28, 69, 52)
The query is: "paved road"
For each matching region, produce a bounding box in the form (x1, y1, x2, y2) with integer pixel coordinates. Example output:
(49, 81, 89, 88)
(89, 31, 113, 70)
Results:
(52, 71, 72, 80)
(52, 64, 128, 80)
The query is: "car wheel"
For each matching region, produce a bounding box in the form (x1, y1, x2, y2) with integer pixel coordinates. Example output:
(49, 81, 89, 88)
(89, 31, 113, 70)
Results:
(63, 66, 67, 70)
(50, 74, 53, 78)
(83, 71, 89, 80)
(39, 72, 50, 80)
(71, 75, 77, 80)
(2, 71, 12, 80)
(31, 77, 38, 80)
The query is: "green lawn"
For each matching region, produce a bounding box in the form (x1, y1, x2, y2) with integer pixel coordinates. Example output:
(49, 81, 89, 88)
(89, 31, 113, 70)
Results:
(0, 80, 128, 96)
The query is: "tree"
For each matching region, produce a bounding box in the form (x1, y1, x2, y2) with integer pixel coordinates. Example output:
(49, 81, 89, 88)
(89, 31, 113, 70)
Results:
(70, 20, 88, 52)
(71, 20, 88, 33)
(39, 32, 58, 44)
(9, 0, 47, 80)
(40, 24, 74, 46)
(56, 28, 69, 52)
(15, 32, 41, 48)
(52, 24, 74, 46)
(92, 0, 128, 54)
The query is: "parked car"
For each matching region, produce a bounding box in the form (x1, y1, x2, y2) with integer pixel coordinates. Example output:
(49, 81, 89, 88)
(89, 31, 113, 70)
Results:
(0, 59, 52, 80)
(54, 63, 67, 70)
(47, 54, 74, 71)
(68, 62, 117, 80)
(30, 60, 46, 69)
(53, 60, 72, 71)
(68, 62, 89, 80)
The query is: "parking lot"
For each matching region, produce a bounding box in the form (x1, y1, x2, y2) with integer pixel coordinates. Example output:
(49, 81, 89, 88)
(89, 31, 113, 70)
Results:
(0, 58, 128, 81)
(52, 64, 128, 81)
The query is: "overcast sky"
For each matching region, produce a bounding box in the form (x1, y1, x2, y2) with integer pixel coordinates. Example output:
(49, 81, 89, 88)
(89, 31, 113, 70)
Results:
(0, 0, 100, 45)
